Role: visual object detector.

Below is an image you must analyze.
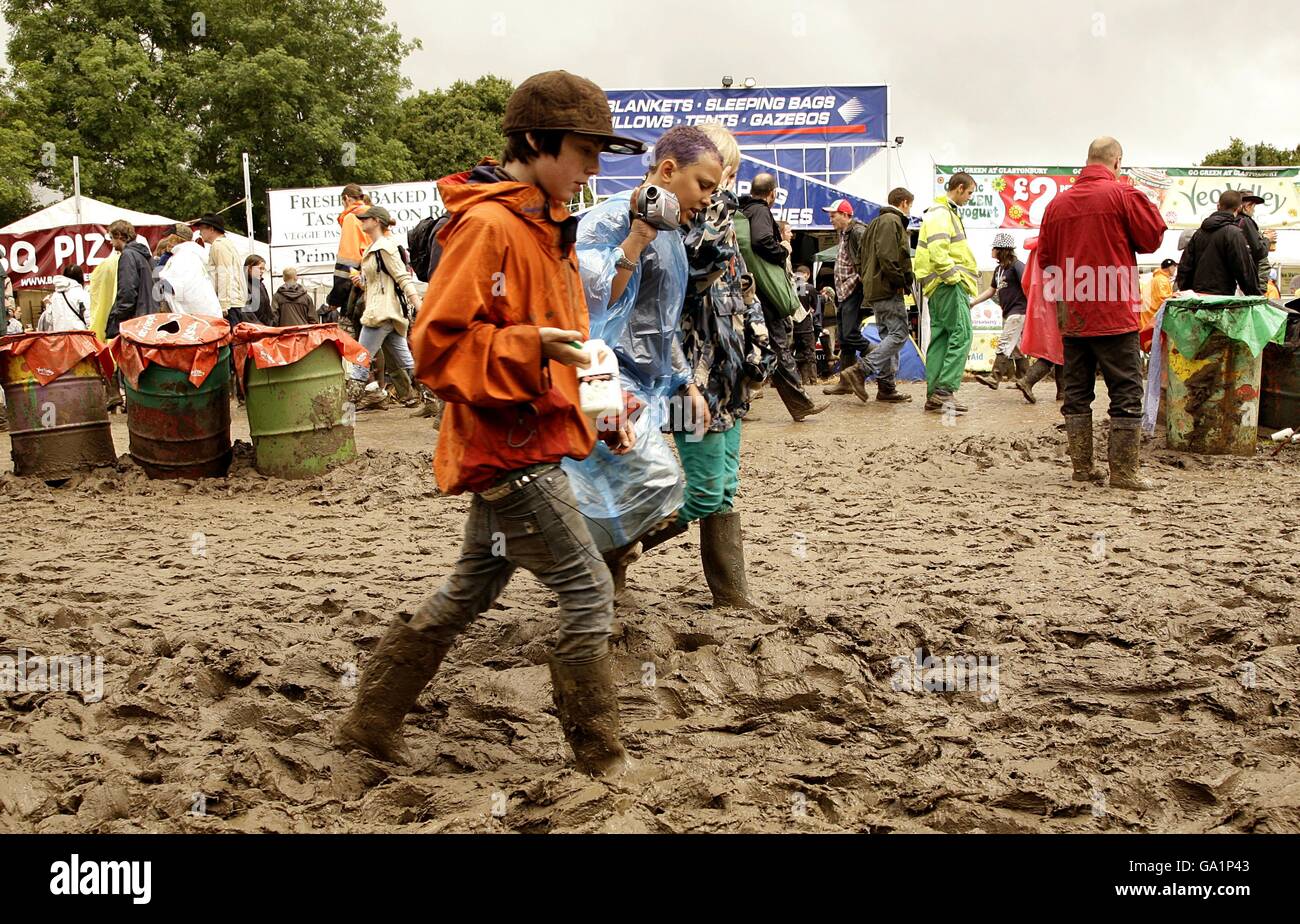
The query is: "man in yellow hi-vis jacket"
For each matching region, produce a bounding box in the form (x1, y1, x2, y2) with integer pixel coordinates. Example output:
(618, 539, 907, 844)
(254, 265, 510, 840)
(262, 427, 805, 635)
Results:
(914, 173, 979, 414)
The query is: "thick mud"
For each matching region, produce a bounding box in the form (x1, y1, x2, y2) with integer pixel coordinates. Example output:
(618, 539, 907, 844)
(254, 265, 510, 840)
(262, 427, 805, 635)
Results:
(2, 383, 1298, 833)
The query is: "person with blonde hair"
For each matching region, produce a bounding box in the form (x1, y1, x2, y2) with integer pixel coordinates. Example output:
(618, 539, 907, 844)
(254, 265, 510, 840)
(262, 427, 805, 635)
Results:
(671, 119, 770, 608)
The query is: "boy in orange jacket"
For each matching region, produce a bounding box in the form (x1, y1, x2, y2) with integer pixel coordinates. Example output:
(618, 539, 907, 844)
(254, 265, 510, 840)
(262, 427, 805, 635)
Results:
(334, 71, 644, 779)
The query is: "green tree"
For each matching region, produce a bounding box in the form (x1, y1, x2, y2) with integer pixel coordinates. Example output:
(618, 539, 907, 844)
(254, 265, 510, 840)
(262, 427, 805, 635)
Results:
(0, 0, 418, 236)
(1201, 138, 1300, 167)
(0, 86, 38, 226)
(397, 75, 514, 180)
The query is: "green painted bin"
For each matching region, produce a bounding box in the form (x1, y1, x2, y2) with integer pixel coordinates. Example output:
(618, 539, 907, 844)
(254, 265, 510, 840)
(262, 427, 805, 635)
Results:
(244, 342, 355, 479)
(1161, 297, 1287, 457)
(125, 345, 233, 478)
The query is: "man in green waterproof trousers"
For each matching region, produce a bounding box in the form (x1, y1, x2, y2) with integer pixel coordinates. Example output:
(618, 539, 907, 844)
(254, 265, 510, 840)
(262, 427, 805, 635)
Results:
(914, 173, 979, 414)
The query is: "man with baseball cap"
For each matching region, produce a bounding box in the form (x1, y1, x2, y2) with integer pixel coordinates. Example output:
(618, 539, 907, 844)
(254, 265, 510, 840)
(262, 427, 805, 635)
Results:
(822, 198, 872, 394)
(1236, 191, 1273, 293)
(839, 187, 917, 403)
(337, 71, 645, 781)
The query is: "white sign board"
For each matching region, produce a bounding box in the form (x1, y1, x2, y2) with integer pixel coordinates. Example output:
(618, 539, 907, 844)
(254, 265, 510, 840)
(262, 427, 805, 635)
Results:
(266, 181, 445, 277)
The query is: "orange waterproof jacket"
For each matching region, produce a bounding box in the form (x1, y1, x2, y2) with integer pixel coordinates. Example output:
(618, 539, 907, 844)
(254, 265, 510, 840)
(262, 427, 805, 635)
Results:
(410, 179, 595, 495)
(336, 202, 368, 268)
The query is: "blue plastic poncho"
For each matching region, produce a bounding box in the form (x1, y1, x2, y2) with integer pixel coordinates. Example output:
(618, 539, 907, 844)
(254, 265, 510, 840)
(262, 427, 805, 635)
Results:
(562, 191, 691, 552)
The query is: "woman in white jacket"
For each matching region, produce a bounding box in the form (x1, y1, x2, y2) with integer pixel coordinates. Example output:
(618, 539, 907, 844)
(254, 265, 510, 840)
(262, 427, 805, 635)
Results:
(160, 238, 222, 318)
(37, 264, 91, 331)
(347, 205, 421, 408)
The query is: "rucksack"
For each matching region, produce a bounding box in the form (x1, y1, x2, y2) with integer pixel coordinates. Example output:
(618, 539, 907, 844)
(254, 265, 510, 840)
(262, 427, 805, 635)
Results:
(407, 215, 446, 283)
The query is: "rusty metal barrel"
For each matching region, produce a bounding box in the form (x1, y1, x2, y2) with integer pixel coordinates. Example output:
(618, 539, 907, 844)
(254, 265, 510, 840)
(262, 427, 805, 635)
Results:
(245, 341, 355, 478)
(0, 332, 117, 479)
(1259, 320, 1300, 432)
(114, 315, 234, 479)
(124, 345, 233, 479)
(1162, 297, 1286, 456)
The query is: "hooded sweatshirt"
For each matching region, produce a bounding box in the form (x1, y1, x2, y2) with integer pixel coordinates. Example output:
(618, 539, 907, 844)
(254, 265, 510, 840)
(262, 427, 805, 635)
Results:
(37, 276, 90, 331)
(409, 177, 594, 496)
(107, 241, 160, 338)
(1176, 210, 1260, 297)
(273, 282, 317, 326)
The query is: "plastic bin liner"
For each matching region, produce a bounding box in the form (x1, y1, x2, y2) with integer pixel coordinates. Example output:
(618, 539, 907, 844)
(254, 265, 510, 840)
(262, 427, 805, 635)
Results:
(0, 330, 114, 385)
(111, 314, 231, 388)
(1159, 296, 1288, 360)
(230, 322, 370, 391)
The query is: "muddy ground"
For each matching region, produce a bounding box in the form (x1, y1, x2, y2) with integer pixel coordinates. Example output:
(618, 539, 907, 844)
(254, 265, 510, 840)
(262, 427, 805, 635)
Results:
(2, 380, 1299, 834)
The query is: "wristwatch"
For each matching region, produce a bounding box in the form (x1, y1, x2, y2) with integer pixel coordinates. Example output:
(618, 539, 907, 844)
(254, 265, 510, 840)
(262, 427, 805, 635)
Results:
(615, 248, 638, 272)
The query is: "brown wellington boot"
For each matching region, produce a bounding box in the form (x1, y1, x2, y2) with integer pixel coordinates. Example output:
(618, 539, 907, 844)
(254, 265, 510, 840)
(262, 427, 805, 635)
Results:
(549, 653, 632, 778)
(1015, 358, 1053, 404)
(699, 509, 755, 608)
(1064, 413, 1106, 484)
(390, 367, 421, 408)
(973, 355, 1004, 389)
(333, 617, 452, 764)
(798, 360, 819, 386)
(1107, 417, 1156, 491)
(603, 542, 641, 609)
(823, 357, 854, 395)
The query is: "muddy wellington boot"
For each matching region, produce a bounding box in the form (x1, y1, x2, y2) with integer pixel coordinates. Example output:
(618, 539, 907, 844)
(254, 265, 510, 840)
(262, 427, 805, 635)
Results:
(549, 654, 631, 777)
(699, 509, 755, 608)
(1054, 364, 1066, 401)
(1064, 413, 1106, 484)
(1107, 417, 1156, 492)
(334, 617, 453, 765)
(798, 360, 819, 386)
(823, 355, 854, 395)
(390, 367, 421, 408)
(974, 354, 1007, 389)
(1015, 359, 1053, 404)
(603, 542, 641, 607)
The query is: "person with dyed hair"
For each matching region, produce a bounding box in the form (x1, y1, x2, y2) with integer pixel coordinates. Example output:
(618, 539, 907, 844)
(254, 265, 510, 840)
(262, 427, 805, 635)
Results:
(569, 123, 725, 601)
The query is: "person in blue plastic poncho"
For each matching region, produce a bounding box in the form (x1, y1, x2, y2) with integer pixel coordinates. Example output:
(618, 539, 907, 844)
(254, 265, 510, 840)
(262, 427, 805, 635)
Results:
(565, 125, 724, 602)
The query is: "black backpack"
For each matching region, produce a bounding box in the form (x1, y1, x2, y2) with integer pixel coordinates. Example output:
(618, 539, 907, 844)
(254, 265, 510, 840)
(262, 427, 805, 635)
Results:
(407, 215, 447, 283)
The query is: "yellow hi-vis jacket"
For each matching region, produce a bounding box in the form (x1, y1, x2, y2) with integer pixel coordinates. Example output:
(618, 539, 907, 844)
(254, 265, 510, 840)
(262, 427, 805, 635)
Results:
(914, 194, 979, 297)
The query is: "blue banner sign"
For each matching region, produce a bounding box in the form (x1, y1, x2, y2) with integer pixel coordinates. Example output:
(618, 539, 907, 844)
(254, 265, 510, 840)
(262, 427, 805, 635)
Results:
(605, 85, 888, 146)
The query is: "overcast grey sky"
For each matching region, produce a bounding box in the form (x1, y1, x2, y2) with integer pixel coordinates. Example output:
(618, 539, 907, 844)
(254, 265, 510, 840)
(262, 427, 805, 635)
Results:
(383, 0, 1299, 197)
(3, 0, 1297, 198)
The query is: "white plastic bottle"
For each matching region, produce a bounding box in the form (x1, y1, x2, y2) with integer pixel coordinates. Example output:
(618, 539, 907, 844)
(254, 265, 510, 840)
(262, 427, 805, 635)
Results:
(577, 339, 622, 420)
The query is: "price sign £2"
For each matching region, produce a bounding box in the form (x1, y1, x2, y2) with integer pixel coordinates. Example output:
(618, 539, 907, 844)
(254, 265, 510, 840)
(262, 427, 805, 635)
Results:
(996, 174, 1074, 229)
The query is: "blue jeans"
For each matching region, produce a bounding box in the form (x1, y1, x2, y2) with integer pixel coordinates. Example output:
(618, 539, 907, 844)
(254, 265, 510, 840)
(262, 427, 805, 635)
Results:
(857, 293, 907, 389)
(837, 284, 868, 366)
(350, 322, 414, 382)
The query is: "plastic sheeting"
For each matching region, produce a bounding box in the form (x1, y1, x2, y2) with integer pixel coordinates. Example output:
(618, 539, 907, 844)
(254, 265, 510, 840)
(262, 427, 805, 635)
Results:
(231, 322, 370, 391)
(0, 330, 115, 385)
(562, 400, 685, 554)
(576, 191, 689, 403)
(111, 313, 232, 388)
(566, 190, 691, 549)
(1160, 296, 1288, 359)
(1141, 305, 1167, 435)
(1016, 237, 1064, 366)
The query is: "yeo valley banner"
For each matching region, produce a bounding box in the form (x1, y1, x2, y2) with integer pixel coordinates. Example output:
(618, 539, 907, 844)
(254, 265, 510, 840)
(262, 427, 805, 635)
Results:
(935, 165, 1300, 229)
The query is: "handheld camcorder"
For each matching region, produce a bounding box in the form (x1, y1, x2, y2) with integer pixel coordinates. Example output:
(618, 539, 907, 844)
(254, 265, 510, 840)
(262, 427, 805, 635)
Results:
(633, 185, 682, 230)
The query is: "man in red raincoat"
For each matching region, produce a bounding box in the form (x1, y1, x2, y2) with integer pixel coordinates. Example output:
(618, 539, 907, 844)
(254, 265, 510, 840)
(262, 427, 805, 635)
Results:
(1036, 137, 1167, 491)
